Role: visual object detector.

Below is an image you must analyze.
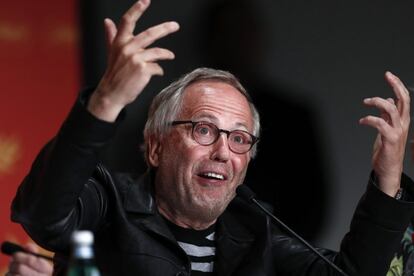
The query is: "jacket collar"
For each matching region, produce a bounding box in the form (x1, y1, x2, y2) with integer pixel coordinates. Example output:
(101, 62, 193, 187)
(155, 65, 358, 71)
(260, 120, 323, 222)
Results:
(122, 171, 261, 274)
(123, 170, 157, 215)
(215, 198, 266, 276)
(122, 171, 179, 244)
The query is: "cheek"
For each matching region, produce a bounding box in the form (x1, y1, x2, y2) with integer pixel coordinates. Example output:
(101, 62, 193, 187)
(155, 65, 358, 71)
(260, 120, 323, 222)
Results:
(161, 136, 202, 171)
(234, 154, 250, 173)
(230, 155, 250, 185)
(175, 130, 209, 155)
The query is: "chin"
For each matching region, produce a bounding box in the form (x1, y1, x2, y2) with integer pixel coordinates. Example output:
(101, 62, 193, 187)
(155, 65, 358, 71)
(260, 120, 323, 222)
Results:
(190, 194, 233, 222)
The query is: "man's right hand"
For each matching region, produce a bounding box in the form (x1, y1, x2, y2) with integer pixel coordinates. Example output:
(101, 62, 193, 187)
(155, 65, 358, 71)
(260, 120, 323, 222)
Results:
(88, 0, 179, 122)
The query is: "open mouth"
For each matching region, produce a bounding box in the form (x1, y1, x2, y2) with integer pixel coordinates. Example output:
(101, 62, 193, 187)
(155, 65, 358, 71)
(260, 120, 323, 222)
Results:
(198, 172, 226, 181)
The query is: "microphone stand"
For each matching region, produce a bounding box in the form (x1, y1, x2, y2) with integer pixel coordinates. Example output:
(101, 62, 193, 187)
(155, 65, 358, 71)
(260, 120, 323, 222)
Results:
(237, 185, 349, 276)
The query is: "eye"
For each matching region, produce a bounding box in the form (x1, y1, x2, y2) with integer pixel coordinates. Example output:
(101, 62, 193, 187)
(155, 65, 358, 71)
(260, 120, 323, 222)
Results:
(195, 123, 213, 136)
(230, 132, 250, 145)
(200, 127, 209, 135)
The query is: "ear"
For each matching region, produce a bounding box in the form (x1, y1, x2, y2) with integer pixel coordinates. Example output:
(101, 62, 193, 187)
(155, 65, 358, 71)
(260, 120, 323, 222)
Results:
(147, 135, 162, 167)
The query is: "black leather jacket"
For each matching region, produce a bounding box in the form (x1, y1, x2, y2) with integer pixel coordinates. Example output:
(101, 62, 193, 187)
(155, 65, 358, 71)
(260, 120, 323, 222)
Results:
(11, 96, 414, 275)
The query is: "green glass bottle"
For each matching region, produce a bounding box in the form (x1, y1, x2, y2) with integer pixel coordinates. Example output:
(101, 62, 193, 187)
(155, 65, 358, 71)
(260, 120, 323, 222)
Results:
(66, 230, 101, 276)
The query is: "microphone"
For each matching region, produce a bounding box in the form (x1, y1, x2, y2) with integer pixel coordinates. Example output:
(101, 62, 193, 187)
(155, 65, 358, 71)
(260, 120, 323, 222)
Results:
(1, 241, 64, 263)
(236, 185, 349, 276)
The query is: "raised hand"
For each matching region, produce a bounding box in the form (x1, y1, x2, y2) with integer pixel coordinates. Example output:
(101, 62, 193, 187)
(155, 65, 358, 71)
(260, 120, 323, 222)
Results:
(359, 71, 411, 197)
(88, 0, 179, 122)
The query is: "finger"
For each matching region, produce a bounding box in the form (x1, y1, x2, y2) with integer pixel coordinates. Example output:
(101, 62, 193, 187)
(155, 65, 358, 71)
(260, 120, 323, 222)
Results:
(146, 62, 164, 76)
(22, 245, 52, 273)
(9, 262, 46, 276)
(126, 60, 164, 78)
(363, 97, 401, 128)
(359, 115, 397, 142)
(116, 0, 151, 44)
(382, 98, 395, 122)
(385, 71, 410, 120)
(132, 21, 179, 49)
(10, 253, 52, 275)
(104, 18, 117, 49)
(133, 48, 175, 62)
(386, 97, 395, 105)
(379, 109, 391, 126)
(11, 253, 36, 269)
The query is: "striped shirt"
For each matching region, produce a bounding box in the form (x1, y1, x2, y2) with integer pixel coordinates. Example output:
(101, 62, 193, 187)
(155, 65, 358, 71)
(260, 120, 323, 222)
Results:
(165, 219, 216, 275)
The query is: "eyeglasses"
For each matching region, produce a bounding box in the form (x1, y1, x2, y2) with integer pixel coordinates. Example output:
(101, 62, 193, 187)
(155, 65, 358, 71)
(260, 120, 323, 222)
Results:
(171, 120, 259, 154)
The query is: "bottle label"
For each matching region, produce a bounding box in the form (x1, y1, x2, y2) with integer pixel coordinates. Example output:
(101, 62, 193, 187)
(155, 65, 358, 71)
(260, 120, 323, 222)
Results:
(74, 246, 93, 259)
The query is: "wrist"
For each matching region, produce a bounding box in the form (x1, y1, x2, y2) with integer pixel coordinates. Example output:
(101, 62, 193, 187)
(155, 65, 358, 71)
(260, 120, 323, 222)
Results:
(87, 91, 124, 122)
(377, 174, 402, 198)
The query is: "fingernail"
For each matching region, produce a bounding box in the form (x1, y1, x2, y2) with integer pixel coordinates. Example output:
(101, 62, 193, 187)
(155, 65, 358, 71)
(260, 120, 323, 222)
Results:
(169, 21, 180, 30)
(386, 71, 395, 78)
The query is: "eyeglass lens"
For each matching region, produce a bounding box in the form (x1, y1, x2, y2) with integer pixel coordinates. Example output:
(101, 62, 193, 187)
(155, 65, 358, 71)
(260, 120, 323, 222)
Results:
(193, 122, 253, 153)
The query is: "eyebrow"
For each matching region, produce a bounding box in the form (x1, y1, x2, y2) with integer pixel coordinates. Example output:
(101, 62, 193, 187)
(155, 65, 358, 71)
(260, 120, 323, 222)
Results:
(191, 113, 250, 131)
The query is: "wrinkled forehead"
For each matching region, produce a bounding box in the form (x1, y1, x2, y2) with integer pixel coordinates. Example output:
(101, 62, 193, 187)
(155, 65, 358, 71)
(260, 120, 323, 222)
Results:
(179, 80, 254, 130)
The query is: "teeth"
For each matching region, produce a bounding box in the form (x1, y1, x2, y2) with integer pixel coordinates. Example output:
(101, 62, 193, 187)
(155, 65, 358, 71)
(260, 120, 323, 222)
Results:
(204, 172, 224, 180)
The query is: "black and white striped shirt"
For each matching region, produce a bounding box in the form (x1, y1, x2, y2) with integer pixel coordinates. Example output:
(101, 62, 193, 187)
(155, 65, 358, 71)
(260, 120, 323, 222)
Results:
(166, 219, 216, 275)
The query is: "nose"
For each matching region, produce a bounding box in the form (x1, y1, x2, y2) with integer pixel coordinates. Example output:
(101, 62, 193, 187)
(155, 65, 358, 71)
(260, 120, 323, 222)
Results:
(210, 133, 230, 162)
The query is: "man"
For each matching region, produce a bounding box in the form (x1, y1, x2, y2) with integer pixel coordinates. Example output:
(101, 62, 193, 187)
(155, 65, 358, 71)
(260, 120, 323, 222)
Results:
(9, 0, 414, 275)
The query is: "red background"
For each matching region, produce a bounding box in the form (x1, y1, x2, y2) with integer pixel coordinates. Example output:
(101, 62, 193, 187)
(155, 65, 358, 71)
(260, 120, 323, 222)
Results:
(0, 0, 79, 271)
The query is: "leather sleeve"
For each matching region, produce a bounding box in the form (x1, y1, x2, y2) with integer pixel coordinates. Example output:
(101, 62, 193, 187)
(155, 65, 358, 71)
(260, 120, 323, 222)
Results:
(272, 173, 414, 276)
(11, 90, 121, 253)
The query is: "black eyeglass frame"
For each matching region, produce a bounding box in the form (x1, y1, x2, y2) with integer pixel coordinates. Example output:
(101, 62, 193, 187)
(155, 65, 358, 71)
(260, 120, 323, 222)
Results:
(171, 120, 259, 154)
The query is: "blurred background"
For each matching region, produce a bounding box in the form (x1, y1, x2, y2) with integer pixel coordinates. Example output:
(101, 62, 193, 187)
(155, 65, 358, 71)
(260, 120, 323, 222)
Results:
(1, 0, 414, 271)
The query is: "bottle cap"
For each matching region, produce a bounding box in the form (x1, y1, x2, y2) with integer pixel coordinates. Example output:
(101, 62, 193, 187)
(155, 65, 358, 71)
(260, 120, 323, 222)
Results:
(72, 230, 94, 245)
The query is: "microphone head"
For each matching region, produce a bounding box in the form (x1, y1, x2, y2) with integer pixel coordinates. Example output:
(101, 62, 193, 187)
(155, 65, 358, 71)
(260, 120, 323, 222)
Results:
(1, 241, 26, 256)
(236, 185, 256, 202)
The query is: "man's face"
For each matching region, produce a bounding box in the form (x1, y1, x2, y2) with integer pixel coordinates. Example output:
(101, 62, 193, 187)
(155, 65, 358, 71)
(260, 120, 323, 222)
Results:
(149, 80, 253, 227)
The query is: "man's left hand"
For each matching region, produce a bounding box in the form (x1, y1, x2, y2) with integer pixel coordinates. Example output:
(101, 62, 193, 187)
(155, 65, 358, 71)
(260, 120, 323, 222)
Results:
(360, 71, 410, 197)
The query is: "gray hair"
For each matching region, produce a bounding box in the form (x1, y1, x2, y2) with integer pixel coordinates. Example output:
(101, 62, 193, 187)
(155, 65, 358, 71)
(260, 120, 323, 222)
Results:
(143, 67, 261, 164)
